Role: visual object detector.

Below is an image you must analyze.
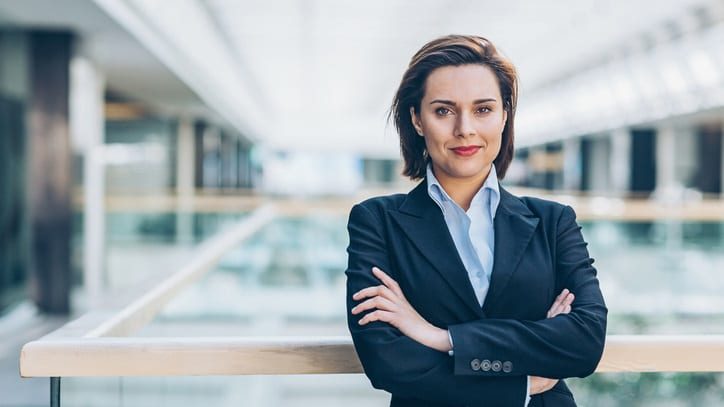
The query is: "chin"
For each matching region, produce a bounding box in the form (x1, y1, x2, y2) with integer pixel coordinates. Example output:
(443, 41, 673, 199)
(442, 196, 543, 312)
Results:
(447, 163, 491, 180)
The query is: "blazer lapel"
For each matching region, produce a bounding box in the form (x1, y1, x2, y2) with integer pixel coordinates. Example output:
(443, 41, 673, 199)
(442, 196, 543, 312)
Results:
(482, 186, 539, 314)
(389, 180, 485, 318)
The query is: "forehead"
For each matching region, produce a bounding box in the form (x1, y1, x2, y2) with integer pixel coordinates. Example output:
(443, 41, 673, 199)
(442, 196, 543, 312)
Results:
(423, 64, 501, 101)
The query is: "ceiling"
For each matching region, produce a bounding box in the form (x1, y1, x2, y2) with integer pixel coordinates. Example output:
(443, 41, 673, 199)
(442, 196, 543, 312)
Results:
(1, 0, 722, 156)
(0, 0, 218, 121)
(189, 0, 724, 154)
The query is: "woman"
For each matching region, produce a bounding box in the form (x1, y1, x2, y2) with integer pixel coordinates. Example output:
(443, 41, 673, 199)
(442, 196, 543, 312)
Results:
(345, 35, 607, 407)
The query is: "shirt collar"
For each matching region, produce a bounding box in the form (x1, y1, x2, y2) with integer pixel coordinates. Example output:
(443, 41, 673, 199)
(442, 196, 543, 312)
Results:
(426, 163, 501, 218)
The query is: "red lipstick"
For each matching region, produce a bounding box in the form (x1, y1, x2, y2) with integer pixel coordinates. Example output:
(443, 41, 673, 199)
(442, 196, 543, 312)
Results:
(451, 146, 481, 156)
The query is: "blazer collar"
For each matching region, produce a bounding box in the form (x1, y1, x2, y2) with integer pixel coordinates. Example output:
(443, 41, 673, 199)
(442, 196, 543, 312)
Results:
(484, 186, 539, 315)
(396, 177, 534, 220)
(391, 179, 539, 317)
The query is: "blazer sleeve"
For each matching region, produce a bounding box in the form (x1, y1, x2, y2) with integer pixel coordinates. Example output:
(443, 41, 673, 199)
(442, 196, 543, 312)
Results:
(448, 205, 608, 379)
(345, 203, 528, 406)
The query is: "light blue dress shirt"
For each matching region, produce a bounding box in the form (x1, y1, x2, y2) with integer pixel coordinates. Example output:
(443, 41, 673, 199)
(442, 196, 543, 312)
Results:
(425, 163, 531, 406)
(426, 163, 499, 306)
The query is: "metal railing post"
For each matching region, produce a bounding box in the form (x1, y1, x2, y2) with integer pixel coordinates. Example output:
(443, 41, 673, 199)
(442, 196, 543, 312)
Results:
(50, 377, 60, 407)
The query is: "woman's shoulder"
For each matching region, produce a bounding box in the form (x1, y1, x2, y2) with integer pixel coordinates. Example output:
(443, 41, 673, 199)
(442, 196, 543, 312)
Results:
(354, 193, 408, 214)
(508, 190, 574, 221)
(346, 193, 407, 229)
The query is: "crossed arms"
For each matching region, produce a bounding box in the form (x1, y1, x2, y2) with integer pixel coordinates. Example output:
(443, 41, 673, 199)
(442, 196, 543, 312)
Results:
(345, 203, 607, 406)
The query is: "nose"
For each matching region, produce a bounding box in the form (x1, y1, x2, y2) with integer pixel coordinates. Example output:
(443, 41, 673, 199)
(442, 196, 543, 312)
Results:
(454, 111, 475, 138)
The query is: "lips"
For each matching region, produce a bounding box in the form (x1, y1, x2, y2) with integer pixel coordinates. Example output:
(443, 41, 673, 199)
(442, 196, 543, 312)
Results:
(451, 146, 481, 156)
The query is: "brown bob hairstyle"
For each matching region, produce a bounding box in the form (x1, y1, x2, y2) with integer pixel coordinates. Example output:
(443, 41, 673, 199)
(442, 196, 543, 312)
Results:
(390, 34, 519, 180)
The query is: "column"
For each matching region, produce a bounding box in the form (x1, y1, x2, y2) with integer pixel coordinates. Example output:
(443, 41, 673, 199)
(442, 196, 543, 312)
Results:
(721, 123, 724, 197)
(0, 31, 30, 312)
(544, 142, 564, 190)
(654, 126, 683, 249)
(236, 139, 248, 189)
(71, 54, 106, 308)
(609, 128, 631, 197)
(26, 31, 73, 314)
(695, 123, 722, 195)
(673, 125, 697, 190)
(202, 126, 222, 189)
(562, 137, 581, 192)
(175, 117, 194, 243)
(630, 129, 657, 196)
(193, 121, 205, 189)
(526, 145, 547, 189)
(581, 135, 611, 193)
(654, 126, 677, 201)
(220, 131, 237, 189)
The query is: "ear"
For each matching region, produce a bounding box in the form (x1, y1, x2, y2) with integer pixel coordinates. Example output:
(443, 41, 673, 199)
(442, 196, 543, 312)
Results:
(409, 107, 423, 136)
(501, 109, 508, 132)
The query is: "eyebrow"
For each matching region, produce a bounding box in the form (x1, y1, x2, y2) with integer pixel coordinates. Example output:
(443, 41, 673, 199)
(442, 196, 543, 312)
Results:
(429, 98, 498, 106)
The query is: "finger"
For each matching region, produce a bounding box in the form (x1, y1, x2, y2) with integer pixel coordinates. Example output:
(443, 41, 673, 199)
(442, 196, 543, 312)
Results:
(353, 285, 395, 302)
(562, 293, 575, 309)
(555, 293, 574, 315)
(546, 302, 554, 317)
(351, 296, 397, 315)
(547, 289, 569, 317)
(550, 290, 575, 317)
(548, 298, 565, 318)
(549, 301, 565, 318)
(372, 267, 404, 298)
(358, 310, 394, 325)
(352, 285, 379, 301)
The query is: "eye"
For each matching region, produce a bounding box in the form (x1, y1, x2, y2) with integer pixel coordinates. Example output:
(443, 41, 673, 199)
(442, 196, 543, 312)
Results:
(476, 106, 492, 114)
(435, 107, 452, 116)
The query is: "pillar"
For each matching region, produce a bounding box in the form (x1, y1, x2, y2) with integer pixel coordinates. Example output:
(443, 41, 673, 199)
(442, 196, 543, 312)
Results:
(220, 131, 237, 189)
(193, 121, 205, 189)
(26, 31, 73, 314)
(695, 123, 722, 195)
(0, 31, 30, 313)
(609, 128, 631, 197)
(175, 117, 194, 243)
(654, 126, 677, 200)
(71, 54, 106, 307)
(673, 125, 697, 190)
(630, 129, 657, 196)
(561, 137, 581, 191)
(580, 135, 611, 193)
(202, 126, 222, 189)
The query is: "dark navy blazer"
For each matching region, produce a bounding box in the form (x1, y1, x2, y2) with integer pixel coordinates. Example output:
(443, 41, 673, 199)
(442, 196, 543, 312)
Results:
(345, 178, 607, 407)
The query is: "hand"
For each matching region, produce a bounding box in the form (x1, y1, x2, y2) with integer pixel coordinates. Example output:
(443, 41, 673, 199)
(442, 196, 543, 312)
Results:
(546, 288, 575, 318)
(530, 288, 575, 395)
(529, 376, 559, 395)
(351, 267, 451, 352)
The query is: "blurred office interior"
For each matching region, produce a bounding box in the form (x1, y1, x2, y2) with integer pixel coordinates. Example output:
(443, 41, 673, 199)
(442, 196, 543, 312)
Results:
(1, 0, 724, 406)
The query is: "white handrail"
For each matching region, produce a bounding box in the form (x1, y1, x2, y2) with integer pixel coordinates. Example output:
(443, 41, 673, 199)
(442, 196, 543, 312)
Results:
(19, 335, 724, 377)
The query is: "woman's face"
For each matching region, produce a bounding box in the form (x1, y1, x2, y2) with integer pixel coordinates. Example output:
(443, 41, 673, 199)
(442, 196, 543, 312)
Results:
(410, 64, 507, 185)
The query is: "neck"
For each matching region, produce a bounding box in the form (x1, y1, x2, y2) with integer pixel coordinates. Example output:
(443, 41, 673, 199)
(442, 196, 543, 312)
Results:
(432, 164, 492, 211)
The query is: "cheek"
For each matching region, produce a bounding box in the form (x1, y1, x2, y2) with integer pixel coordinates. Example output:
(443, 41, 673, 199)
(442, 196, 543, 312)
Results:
(421, 125, 452, 150)
(480, 125, 502, 143)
